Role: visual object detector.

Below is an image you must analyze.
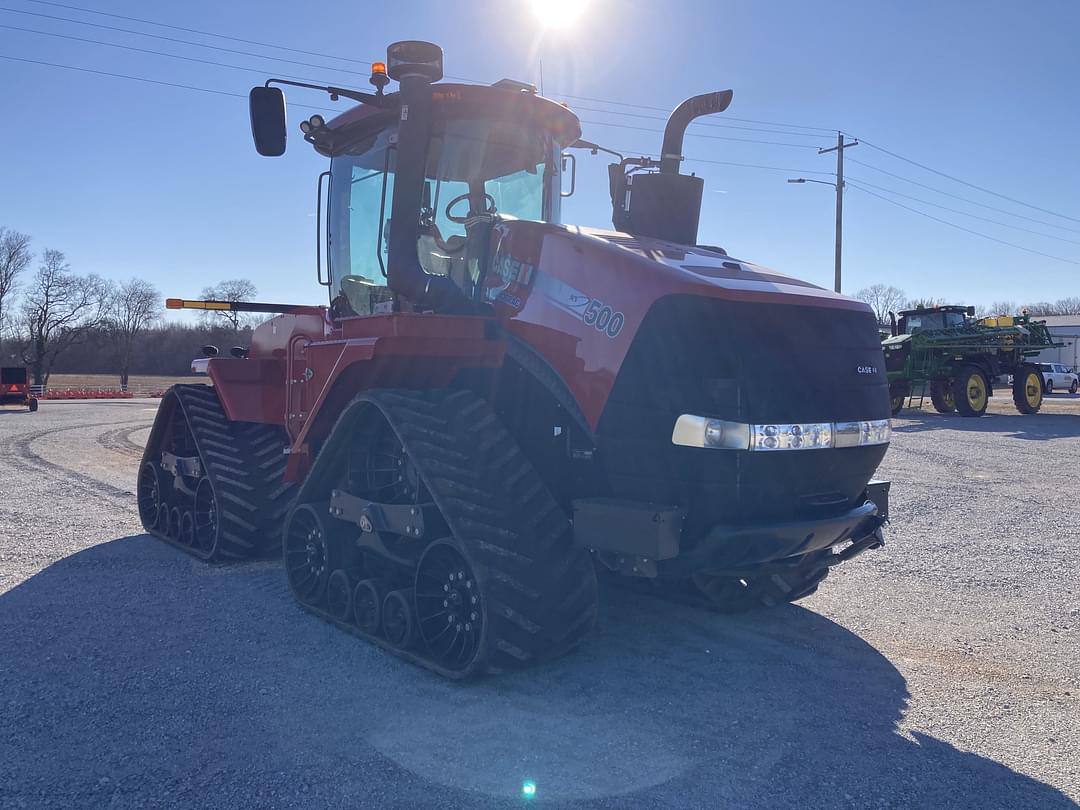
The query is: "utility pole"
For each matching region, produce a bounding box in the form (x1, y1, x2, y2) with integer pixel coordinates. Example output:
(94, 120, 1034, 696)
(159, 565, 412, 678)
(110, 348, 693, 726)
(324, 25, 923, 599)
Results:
(818, 132, 858, 294)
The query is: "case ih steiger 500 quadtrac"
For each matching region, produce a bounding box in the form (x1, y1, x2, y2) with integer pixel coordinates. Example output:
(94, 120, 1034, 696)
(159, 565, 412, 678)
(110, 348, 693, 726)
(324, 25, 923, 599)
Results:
(139, 41, 892, 678)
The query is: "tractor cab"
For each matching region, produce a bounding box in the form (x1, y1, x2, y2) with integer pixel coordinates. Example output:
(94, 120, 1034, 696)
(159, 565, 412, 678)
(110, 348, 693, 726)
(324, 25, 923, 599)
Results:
(315, 82, 579, 317)
(894, 305, 975, 335)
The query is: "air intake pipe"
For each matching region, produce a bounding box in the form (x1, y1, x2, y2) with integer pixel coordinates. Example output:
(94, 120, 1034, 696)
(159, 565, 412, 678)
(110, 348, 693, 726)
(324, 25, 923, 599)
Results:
(659, 90, 734, 174)
(384, 41, 471, 313)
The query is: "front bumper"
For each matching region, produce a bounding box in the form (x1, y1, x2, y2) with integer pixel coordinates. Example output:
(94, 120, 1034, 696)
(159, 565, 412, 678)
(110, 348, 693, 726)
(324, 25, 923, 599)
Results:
(574, 480, 889, 577)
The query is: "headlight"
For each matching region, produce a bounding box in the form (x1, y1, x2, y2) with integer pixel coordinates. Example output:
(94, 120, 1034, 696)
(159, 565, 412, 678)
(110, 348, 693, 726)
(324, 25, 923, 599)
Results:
(672, 415, 750, 450)
(750, 422, 833, 451)
(833, 419, 891, 448)
(673, 415, 890, 451)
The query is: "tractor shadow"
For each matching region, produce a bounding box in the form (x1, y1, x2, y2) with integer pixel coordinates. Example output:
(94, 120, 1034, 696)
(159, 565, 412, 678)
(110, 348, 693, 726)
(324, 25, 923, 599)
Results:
(893, 408, 1080, 440)
(0, 536, 1075, 809)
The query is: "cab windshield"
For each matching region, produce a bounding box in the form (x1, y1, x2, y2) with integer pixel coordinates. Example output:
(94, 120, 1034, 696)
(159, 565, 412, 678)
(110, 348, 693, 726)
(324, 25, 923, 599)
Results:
(902, 311, 965, 333)
(329, 116, 557, 314)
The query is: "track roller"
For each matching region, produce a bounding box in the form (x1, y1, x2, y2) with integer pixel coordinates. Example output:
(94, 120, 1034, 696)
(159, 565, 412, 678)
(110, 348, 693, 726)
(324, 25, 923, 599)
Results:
(158, 503, 172, 538)
(326, 570, 353, 622)
(382, 588, 416, 650)
(352, 579, 383, 634)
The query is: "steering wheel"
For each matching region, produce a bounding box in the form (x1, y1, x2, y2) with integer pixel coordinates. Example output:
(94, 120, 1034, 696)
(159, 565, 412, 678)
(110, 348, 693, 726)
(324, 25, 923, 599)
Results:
(445, 192, 496, 224)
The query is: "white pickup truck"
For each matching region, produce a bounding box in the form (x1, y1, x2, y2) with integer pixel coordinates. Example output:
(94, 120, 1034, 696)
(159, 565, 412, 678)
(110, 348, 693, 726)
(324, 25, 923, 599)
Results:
(1039, 363, 1079, 394)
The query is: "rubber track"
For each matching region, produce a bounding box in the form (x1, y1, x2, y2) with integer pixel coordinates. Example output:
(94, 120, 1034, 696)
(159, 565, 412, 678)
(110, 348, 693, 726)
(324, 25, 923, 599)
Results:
(140, 384, 295, 561)
(289, 388, 598, 678)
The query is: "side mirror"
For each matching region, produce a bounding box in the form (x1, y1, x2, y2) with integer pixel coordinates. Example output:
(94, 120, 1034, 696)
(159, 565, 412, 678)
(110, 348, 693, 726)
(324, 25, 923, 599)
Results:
(249, 86, 287, 157)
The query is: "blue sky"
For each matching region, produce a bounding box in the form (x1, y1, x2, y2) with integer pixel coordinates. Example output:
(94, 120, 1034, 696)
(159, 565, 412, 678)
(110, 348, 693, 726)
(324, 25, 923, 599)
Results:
(1, 0, 1077, 313)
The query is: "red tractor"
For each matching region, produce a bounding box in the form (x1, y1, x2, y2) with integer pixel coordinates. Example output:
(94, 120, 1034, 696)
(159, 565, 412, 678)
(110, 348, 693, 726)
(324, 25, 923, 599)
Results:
(139, 41, 891, 678)
(1, 367, 38, 412)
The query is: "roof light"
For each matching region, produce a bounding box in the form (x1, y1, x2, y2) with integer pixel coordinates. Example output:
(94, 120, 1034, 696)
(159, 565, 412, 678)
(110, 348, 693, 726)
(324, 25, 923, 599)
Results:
(372, 61, 387, 76)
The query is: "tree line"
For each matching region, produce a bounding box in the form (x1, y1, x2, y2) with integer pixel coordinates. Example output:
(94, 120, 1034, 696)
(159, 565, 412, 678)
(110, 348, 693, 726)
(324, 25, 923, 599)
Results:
(853, 283, 1080, 326)
(0, 226, 260, 386)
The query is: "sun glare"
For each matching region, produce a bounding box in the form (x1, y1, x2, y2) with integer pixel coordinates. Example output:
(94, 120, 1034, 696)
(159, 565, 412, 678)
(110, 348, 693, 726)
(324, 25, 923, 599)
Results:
(529, 0, 588, 28)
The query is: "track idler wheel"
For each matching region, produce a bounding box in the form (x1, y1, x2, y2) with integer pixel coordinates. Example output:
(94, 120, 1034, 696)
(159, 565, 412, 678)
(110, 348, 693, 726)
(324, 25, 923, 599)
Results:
(137, 462, 162, 531)
(284, 505, 332, 607)
(352, 579, 384, 635)
(415, 539, 484, 674)
(381, 588, 416, 650)
(326, 570, 353, 622)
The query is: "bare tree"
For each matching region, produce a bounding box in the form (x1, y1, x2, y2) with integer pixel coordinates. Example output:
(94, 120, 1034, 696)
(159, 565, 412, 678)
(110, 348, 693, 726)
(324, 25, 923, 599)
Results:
(0, 227, 33, 356)
(105, 278, 162, 388)
(199, 278, 257, 332)
(20, 250, 107, 385)
(854, 284, 906, 325)
(1024, 301, 1057, 316)
(1052, 297, 1080, 315)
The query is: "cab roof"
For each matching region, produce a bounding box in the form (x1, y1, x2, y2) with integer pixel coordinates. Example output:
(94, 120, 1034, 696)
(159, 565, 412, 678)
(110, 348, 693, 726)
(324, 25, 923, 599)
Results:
(308, 82, 581, 158)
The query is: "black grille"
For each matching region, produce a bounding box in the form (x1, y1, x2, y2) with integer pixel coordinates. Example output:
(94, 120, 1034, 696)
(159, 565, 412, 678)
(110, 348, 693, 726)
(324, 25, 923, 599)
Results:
(595, 295, 889, 538)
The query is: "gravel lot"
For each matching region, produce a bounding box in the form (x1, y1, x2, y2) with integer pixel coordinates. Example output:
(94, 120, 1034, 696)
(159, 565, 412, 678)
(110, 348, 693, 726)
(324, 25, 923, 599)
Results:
(1, 396, 1078, 809)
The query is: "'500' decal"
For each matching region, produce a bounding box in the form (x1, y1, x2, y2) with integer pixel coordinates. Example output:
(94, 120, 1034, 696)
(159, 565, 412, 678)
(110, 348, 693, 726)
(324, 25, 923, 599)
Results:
(582, 298, 625, 338)
(536, 273, 625, 339)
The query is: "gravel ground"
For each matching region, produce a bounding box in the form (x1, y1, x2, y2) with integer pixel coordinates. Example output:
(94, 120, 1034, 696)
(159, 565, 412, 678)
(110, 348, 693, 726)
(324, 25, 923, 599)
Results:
(0, 396, 1078, 809)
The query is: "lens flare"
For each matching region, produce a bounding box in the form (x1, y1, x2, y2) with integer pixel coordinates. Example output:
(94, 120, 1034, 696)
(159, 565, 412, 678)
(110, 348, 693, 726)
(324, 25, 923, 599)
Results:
(529, 0, 588, 27)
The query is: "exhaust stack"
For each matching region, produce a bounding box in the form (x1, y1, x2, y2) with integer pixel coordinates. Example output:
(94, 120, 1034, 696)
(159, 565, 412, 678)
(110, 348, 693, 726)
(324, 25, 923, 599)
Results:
(615, 90, 733, 246)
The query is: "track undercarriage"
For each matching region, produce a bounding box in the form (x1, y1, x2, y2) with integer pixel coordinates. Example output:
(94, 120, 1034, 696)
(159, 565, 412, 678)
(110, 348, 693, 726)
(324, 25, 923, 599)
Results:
(137, 385, 294, 560)
(138, 385, 883, 677)
(281, 388, 599, 679)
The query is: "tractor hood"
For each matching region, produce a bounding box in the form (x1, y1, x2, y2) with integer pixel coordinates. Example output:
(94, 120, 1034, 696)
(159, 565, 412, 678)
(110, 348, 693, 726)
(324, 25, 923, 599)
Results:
(489, 221, 887, 431)
(882, 333, 912, 348)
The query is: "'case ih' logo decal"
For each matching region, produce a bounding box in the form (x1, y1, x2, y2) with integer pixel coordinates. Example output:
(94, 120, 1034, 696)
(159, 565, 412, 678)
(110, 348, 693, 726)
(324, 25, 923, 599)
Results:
(857, 366, 878, 375)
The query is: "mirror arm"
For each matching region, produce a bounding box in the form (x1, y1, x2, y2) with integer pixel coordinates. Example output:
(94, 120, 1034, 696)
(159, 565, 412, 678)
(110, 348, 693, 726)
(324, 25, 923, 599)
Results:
(265, 78, 389, 107)
(569, 139, 623, 162)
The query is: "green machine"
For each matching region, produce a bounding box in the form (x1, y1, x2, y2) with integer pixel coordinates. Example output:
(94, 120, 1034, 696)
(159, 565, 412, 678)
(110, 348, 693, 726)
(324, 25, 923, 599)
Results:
(883, 305, 1062, 417)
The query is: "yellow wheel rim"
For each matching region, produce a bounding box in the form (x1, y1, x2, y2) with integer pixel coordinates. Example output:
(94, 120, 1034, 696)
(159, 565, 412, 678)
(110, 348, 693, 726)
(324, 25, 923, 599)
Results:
(1024, 372, 1041, 408)
(942, 387, 955, 409)
(966, 374, 987, 410)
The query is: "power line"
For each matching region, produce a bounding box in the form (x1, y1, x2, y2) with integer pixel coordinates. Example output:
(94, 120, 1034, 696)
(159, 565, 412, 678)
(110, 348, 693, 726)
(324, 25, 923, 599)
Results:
(847, 182, 1080, 266)
(581, 119, 822, 149)
(0, 21, 827, 154)
(855, 136, 1080, 225)
(1, 16, 833, 149)
(846, 157, 1080, 235)
(0, 6, 372, 77)
(12, 0, 839, 135)
(0, 51, 831, 180)
(846, 176, 1080, 246)
(0, 53, 332, 111)
(23, 0, 373, 65)
(0, 23, 336, 86)
(570, 103, 833, 140)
